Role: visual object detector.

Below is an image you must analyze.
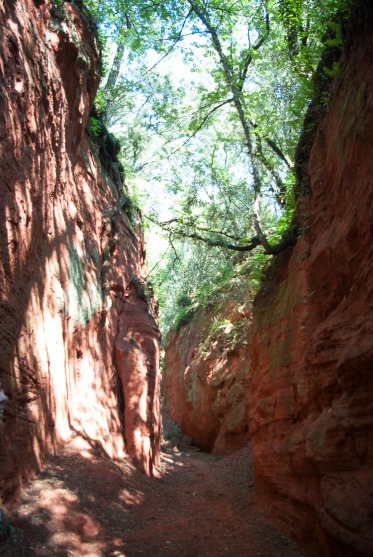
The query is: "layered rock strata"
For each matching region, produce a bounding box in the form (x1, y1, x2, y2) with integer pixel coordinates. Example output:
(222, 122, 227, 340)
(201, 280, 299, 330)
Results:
(0, 0, 160, 502)
(248, 7, 373, 557)
(163, 290, 251, 455)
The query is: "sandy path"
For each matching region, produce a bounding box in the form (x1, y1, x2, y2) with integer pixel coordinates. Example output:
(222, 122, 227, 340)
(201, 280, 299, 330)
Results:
(1, 437, 302, 557)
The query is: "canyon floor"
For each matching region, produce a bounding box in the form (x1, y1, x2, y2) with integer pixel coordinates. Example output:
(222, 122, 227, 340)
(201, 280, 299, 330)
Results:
(1, 433, 303, 557)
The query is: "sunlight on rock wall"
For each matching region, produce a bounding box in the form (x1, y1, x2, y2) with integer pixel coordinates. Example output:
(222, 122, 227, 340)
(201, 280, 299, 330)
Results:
(0, 0, 160, 501)
(163, 289, 251, 455)
(248, 8, 373, 557)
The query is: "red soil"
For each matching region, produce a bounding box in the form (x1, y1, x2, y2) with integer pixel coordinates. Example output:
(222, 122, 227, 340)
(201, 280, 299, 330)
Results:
(1, 435, 302, 557)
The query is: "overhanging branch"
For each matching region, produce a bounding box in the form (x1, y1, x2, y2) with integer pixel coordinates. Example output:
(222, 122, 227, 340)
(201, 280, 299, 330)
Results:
(146, 214, 294, 255)
(169, 97, 234, 157)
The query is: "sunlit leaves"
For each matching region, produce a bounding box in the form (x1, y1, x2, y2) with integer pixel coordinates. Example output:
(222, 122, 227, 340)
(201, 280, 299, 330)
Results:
(87, 0, 352, 332)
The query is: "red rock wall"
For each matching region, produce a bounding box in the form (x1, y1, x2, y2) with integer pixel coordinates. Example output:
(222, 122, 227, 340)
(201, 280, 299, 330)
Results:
(163, 291, 251, 455)
(0, 0, 160, 502)
(248, 8, 373, 557)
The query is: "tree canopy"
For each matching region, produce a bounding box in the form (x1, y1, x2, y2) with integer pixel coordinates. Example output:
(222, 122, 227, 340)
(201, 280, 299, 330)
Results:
(79, 0, 351, 333)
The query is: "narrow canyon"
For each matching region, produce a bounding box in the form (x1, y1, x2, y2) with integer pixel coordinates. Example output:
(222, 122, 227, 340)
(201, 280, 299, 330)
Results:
(0, 2, 372, 557)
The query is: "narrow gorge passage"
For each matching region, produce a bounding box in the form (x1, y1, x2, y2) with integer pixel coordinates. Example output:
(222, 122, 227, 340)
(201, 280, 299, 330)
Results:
(1, 2, 372, 557)
(1, 434, 301, 557)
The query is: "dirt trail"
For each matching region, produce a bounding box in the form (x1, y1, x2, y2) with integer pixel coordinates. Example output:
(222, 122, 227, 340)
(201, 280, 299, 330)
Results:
(1, 436, 302, 557)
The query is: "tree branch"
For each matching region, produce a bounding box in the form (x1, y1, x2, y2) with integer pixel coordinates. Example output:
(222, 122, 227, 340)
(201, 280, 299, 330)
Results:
(144, 246, 171, 280)
(146, 213, 294, 255)
(168, 97, 234, 157)
(249, 119, 293, 169)
(238, 11, 270, 91)
(174, 1, 294, 257)
(255, 138, 287, 206)
(168, 234, 181, 262)
(159, 218, 243, 242)
(188, 2, 271, 250)
(143, 9, 193, 76)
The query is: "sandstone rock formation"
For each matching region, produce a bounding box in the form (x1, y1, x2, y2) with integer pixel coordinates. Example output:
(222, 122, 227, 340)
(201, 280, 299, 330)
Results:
(162, 7, 373, 556)
(163, 288, 251, 455)
(0, 0, 160, 502)
(248, 7, 373, 557)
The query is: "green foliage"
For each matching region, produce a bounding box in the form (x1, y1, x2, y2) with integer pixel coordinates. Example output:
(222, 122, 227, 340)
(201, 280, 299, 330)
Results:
(162, 419, 182, 442)
(93, 89, 107, 114)
(87, 116, 102, 137)
(323, 60, 340, 78)
(161, 414, 192, 448)
(174, 305, 196, 330)
(90, 0, 355, 338)
(208, 317, 231, 336)
(198, 314, 249, 356)
(50, 0, 65, 18)
(246, 252, 268, 291)
(121, 193, 137, 223)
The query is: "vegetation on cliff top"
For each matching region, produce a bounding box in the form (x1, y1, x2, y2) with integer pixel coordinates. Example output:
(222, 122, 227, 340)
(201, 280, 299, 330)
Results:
(69, 0, 352, 333)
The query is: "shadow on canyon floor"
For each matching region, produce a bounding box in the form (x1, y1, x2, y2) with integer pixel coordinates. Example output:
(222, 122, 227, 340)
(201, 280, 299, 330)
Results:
(0, 433, 303, 557)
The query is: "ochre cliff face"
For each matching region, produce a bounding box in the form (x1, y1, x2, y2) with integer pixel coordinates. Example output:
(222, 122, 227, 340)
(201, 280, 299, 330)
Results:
(0, 0, 160, 502)
(249, 10, 373, 557)
(163, 291, 251, 455)
(115, 296, 161, 476)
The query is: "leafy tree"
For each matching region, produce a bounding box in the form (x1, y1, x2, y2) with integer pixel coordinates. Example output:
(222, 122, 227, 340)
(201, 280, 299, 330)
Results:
(81, 0, 351, 331)
(90, 0, 348, 248)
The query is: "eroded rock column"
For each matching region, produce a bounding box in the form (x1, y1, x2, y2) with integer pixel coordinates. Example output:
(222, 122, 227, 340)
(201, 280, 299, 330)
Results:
(116, 291, 161, 476)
